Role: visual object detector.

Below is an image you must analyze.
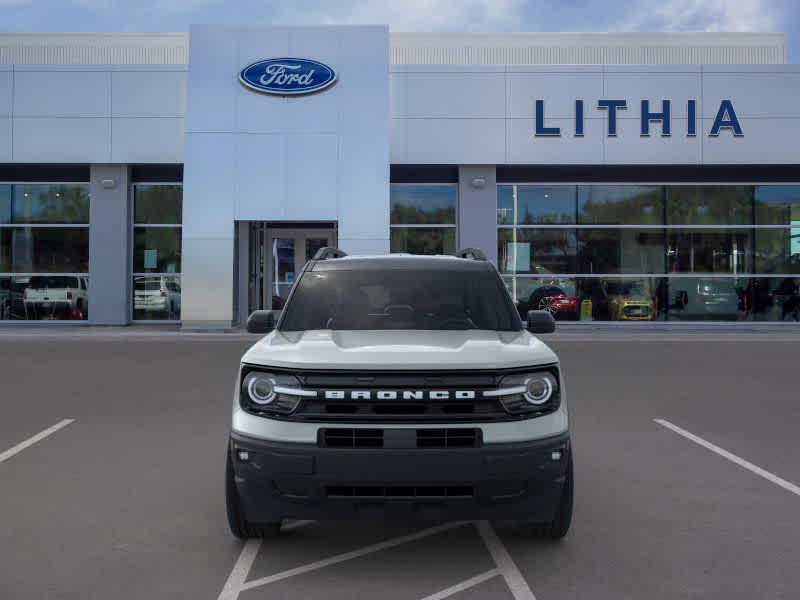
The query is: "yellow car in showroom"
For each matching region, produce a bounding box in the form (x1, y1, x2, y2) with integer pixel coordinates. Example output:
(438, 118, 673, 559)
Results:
(600, 279, 655, 321)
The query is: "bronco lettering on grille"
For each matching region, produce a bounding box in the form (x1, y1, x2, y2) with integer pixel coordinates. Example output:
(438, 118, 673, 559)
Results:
(323, 390, 477, 400)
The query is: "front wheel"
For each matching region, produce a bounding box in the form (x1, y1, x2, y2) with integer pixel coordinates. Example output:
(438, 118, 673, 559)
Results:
(226, 446, 282, 538)
(518, 452, 574, 539)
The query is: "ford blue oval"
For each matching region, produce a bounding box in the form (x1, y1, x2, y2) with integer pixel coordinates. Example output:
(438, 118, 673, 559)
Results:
(239, 58, 337, 96)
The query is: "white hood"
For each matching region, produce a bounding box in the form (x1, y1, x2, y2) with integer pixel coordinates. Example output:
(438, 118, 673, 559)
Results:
(241, 329, 558, 370)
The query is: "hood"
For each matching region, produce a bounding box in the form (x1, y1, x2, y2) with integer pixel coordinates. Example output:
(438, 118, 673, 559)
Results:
(618, 295, 653, 305)
(241, 329, 558, 371)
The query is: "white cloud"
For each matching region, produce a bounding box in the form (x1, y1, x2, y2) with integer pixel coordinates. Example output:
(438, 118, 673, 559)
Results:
(283, 0, 524, 31)
(622, 0, 780, 32)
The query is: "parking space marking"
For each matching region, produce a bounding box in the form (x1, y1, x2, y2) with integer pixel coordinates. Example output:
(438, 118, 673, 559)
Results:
(655, 418, 800, 497)
(419, 569, 500, 600)
(217, 520, 313, 600)
(238, 521, 469, 593)
(0, 419, 74, 465)
(475, 521, 537, 600)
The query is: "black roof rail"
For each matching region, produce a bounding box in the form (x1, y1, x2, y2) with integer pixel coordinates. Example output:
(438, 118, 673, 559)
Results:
(455, 248, 487, 261)
(312, 247, 348, 260)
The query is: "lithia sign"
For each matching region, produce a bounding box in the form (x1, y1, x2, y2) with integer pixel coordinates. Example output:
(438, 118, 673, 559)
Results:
(535, 99, 743, 138)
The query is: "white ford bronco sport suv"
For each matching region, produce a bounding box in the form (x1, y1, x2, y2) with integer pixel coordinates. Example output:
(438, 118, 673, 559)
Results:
(227, 248, 572, 539)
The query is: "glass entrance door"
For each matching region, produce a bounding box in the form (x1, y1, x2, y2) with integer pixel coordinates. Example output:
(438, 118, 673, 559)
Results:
(248, 225, 335, 313)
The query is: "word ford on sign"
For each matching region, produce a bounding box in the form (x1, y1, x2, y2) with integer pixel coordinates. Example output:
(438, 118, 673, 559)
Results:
(239, 57, 337, 95)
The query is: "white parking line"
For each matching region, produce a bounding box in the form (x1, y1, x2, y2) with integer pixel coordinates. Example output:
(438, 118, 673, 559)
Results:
(655, 418, 800, 497)
(0, 419, 75, 464)
(475, 521, 537, 600)
(238, 521, 468, 593)
(419, 569, 500, 600)
(217, 520, 314, 600)
(217, 539, 259, 600)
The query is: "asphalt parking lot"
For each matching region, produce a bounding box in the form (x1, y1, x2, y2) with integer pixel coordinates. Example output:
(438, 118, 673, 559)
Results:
(1, 330, 799, 599)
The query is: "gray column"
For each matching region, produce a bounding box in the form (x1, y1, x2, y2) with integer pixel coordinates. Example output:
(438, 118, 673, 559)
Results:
(457, 166, 498, 265)
(236, 221, 249, 326)
(88, 164, 130, 325)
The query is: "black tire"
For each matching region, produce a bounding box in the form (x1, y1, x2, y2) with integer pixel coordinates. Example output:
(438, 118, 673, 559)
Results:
(226, 446, 282, 539)
(518, 452, 574, 539)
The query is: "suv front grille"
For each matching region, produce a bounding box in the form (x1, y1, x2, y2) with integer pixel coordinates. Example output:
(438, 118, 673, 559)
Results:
(293, 370, 508, 423)
(303, 398, 494, 422)
(326, 485, 473, 499)
(242, 367, 560, 424)
(416, 428, 479, 448)
(321, 428, 384, 448)
(319, 428, 481, 449)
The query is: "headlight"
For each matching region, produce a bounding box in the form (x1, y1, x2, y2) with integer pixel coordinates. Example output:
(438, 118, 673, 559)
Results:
(523, 374, 555, 405)
(240, 368, 311, 415)
(491, 369, 560, 415)
(244, 372, 277, 405)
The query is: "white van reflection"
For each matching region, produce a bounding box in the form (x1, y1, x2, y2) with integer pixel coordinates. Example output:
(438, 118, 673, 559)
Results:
(133, 276, 181, 320)
(23, 275, 88, 320)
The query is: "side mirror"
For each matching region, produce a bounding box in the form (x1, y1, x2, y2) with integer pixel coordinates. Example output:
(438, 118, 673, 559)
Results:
(527, 310, 556, 334)
(247, 310, 281, 334)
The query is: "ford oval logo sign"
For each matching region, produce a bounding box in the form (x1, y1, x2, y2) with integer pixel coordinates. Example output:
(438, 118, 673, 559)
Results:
(239, 58, 337, 96)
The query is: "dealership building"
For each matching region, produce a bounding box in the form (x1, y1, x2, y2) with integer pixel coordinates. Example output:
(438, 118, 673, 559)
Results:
(0, 27, 799, 327)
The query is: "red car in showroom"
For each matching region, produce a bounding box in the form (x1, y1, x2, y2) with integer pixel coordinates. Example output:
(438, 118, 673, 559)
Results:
(524, 285, 579, 320)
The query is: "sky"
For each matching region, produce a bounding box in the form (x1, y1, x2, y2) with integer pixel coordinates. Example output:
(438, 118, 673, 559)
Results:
(0, 0, 798, 62)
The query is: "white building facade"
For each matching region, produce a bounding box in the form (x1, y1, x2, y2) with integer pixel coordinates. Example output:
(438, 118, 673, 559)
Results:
(0, 28, 798, 326)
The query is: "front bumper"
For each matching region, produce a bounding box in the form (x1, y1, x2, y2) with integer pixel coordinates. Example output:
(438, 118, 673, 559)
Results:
(230, 431, 570, 522)
(618, 304, 654, 320)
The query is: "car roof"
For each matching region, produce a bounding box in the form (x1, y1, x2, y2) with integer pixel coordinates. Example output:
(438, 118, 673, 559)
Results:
(308, 254, 495, 272)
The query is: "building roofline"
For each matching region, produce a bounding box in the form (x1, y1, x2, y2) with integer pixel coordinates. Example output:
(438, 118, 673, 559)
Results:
(0, 30, 786, 65)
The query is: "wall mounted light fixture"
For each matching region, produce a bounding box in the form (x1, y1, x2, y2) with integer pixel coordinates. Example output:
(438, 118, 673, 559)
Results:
(470, 177, 487, 189)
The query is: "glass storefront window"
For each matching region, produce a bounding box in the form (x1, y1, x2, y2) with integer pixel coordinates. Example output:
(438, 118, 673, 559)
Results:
(497, 183, 800, 322)
(391, 184, 456, 225)
(666, 277, 747, 321)
(133, 185, 182, 225)
(578, 185, 663, 225)
(133, 228, 181, 273)
(497, 185, 513, 225)
(666, 186, 752, 225)
(502, 275, 785, 322)
(746, 277, 800, 321)
(133, 275, 181, 320)
(390, 227, 456, 255)
(505, 276, 668, 321)
(1, 184, 89, 225)
(755, 228, 800, 274)
(0, 182, 90, 321)
(578, 229, 665, 274)
(755, 185, 800, 225)
(498, 185, 575, 225)
(132, 184, 183, 320)
(0, 186, 10, 223)
(498, 228, 577, 274)
(391, 184, 456, 255)
(666, 229, 753, 274)
(1, 228, 89, 273)
(578, 277, 666, 321)
(505, 277, 579, 321)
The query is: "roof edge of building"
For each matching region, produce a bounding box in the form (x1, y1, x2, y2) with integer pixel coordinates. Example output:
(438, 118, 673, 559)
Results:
(0, 30, 787, 65)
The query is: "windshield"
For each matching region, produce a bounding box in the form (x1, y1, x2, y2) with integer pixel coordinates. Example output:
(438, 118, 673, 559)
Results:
(135, 278, 161, 292)
(280, 268, 522, 331)
(29, 276, 79, 289)
(605, 281, 646, 296)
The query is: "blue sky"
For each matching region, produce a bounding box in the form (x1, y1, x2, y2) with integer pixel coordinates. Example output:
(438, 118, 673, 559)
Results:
(2, 0, 798, 62)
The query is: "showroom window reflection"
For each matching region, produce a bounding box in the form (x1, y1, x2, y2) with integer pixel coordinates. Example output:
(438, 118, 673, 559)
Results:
(498, 184, 800, 322)
(390, 184, 457, 255)
(0, 183, 90, 321)
(132, 184, 182, 321)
